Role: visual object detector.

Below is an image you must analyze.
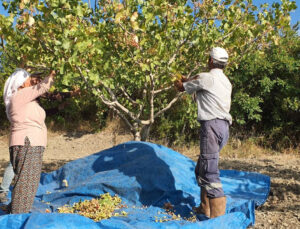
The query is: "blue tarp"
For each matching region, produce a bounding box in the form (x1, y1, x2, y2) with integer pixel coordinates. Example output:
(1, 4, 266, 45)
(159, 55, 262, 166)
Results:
(0, 141, 270, 228)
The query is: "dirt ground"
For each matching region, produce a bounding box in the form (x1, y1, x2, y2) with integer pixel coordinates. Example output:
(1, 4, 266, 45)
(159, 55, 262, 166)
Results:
(0, 128, 299, 228)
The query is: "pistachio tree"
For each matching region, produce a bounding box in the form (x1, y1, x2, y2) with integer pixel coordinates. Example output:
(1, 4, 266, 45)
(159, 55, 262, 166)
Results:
(0, 0, 295, 140)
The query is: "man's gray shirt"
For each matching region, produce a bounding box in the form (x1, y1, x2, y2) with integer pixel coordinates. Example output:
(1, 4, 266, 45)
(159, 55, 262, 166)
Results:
(183, 68, 232, 124)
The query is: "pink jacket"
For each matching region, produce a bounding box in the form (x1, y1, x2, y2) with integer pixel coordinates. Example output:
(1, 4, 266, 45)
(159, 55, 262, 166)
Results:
(9, 76, 54, 147)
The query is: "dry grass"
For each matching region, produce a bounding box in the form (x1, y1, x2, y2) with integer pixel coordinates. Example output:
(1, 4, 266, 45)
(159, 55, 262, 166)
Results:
(169, 137, 299, 162)
(1, 117, 299, 159)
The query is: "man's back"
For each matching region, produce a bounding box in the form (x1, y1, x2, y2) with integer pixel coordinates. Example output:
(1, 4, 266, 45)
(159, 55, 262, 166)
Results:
(183, 68, 232, 124)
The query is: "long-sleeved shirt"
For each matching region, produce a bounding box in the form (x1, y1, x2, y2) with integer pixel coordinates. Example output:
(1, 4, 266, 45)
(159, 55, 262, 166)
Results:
(8, 76, 54, 147)
(183, 68, 232, 124)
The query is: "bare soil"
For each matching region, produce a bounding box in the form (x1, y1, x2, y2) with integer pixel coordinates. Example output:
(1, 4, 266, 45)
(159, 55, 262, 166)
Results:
(0, 127, 299, 228)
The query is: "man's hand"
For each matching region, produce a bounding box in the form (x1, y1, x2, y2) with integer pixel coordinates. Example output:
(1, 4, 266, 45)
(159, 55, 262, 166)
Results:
(174, 79, 185, 92)
(181, 76, 188, 82)
(174, 74, 199, 92)
(182, 75, 199, 82)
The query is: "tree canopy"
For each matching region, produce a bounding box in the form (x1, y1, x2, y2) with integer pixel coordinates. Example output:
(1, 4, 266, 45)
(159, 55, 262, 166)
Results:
(0, 0, 297, 141)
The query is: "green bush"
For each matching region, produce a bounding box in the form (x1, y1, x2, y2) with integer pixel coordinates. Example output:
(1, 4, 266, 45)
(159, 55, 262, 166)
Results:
(230, 33, 300, 149)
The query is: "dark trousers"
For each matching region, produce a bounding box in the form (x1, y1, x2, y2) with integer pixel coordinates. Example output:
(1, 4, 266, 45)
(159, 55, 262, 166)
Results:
(9, 137, 44, 214)
(195, 119, 229, 198)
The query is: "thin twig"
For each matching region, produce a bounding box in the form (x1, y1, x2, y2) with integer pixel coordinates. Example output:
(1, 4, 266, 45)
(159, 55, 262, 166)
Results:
(149, 73, 155, 123)
(187, 62, 203, 78)
(0, 36, 5, 50)
(168, 17, 196, 66)
(120, 87, 138, 105)
(154, 92, 184, 118)
(154, 86, 172, 94)
(137, 85, 147, 119)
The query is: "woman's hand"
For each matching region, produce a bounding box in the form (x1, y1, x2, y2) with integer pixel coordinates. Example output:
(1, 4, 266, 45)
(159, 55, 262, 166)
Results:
(49, 70, 56, 79)
(70, 88, 81, 97)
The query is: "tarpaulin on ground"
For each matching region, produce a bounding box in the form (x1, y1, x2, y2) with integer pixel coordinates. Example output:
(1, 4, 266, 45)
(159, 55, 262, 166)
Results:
(0, 141, 270, 229)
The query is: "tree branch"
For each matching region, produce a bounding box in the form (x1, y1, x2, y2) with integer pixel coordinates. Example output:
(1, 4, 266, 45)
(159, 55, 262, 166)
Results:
(77, 66, 141, 128)
(102, 85, 138, 121)
(154, 85, 172, 94)
(239, 28, 271, 57)
(109, 105, 134, 132)
(149, 73, 154, 123)
(154, 92, 184, 118)
(168, 39, 187, 66)
(187, 62, 204, 78)
(120, 87, 138, 105)
(215, 21, 244, 44)
(118, 23, 135, 36)
(39, 39, 54, 53)
(137, 85, 147, 119)
(0, 36, 5, 51)
(167, 18, 196, 66)
(24, 64, 50, 71)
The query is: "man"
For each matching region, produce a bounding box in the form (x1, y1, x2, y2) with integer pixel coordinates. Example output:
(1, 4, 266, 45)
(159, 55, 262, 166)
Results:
(174, 47, 232, 218)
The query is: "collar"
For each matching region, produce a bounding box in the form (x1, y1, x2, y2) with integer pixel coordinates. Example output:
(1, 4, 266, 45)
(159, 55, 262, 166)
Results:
(210, 68, 224, 74)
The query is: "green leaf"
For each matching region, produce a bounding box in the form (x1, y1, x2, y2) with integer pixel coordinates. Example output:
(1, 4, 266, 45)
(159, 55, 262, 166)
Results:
(115, 12, 123, 24)
(76, 5, 84, 17)
(62, 40, 71, 50)
(131, 21, 139, 30)
(60, 63, 65, 74)
(139, 63, 150, 72)
(54, 40, 62, 46)
(2, 2, 9, 9)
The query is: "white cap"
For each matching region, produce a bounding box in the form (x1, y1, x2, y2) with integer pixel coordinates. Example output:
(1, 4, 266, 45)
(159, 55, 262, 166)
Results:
(209, 47, 229, 63)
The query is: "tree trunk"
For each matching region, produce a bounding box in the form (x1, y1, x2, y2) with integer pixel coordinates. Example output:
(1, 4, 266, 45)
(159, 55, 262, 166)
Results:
(133, 131, 141, 141)
(131, 125, 151, 141)
(141, 125, 151, 141)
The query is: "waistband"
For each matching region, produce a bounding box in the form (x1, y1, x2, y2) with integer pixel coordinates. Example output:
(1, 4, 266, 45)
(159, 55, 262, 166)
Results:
(199, 118, 229, 125)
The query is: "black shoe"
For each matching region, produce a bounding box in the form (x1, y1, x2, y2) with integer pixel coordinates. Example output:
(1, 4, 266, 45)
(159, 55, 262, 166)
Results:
(0, 192, 8, 203)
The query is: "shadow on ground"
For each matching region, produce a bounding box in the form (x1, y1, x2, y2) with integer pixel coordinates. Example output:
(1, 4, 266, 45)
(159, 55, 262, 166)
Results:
(42, 160, 71, 173)
(63, 131, 95, 140)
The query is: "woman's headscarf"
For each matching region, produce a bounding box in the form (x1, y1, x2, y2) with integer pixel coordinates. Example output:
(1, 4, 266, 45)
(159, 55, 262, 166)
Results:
(3, 68, 30, 120)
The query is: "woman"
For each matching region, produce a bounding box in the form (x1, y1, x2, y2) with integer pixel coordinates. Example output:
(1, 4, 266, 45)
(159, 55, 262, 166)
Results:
(0, 79, 80, 204)
(3, 68, 55, 213)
